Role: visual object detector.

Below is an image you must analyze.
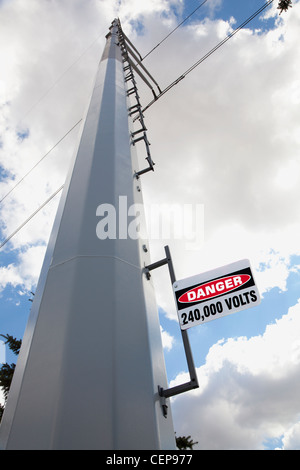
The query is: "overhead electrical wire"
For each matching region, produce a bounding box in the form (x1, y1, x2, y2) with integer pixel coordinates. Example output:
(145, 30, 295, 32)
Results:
(0, 119, 82, 205)
(141, 0, 209, 62)
(0, 27, 103, 247)
(20, 27, 107, 122)
(0, 119, 82, 249)
(0, 26, 104, 247)
(0, 26, 113, 249)
(0, 184, 64, 250)
(140, 0, 274, 115)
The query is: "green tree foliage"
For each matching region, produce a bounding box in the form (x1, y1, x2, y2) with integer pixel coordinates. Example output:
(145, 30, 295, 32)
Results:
(175, 434, 198, 450)
(0, 334, 21, 356)
(0, 362, 16, 402)
(277, 0, 292, 14)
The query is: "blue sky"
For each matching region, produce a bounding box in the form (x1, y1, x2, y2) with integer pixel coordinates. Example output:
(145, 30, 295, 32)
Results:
(0, 0, 300, 450)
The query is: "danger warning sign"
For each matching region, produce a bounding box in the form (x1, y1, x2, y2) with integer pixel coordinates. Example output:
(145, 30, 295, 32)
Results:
(173, 259, 260, 330)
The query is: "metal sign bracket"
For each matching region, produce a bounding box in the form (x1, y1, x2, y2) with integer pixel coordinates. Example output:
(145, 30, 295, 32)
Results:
(145, 246, 199, 417)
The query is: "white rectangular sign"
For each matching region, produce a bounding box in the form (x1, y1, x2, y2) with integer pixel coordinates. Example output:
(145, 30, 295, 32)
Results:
(173, 259, 260, 330)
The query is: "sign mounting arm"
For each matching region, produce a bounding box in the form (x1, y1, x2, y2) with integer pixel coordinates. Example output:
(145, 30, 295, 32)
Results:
(145, 246, 199, 415)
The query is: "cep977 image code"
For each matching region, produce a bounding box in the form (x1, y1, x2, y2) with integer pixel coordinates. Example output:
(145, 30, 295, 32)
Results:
(149, 454, 193, 465)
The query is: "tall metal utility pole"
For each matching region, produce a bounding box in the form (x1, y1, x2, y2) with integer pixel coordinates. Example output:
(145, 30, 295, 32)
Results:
(0, 19, 176, 450)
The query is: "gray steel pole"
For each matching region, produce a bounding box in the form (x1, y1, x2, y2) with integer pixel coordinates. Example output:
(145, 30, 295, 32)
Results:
(0, 20, 176, 450)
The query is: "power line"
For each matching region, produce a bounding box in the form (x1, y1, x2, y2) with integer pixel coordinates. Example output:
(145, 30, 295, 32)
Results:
(0, 26, 108, 247)
(141, 0, 209, 62)
(0, 119, 82, 205)
(0, 184, 64, 250)
(140, 0, 274, 115)
(20, 28, 107, 122)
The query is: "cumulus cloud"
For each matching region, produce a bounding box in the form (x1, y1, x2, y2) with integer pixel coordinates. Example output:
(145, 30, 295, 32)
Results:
(143, 12, 300, 237)
(281, 421, 300, 450)
(0, 340, 5, 406)
(117, 0, 173, 21)
(0, 245, 46, 293)
(170, 299, 300, 450)
(149, 221, 300, 323)
(0, 390, 4, 407)
(160, 325, 175, 351)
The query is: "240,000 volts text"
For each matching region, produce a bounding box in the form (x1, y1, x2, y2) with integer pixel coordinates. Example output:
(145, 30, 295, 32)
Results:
(181, 290, 258, 326)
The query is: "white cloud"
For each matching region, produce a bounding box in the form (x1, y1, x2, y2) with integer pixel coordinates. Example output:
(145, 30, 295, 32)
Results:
(281, 421, 300, 450)
(0, 340, 5, 364)
(160, 325, 175, 351)
(0, 340, 5, 407)
(0, 245, 46, 293)
(117, 0, 171, 20)
(149, 221, 300, 323)
(0, 390, 5, 407)
(0, 263, 22, 292)
(170, 299, 300, 449)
